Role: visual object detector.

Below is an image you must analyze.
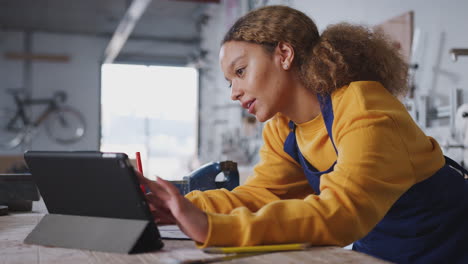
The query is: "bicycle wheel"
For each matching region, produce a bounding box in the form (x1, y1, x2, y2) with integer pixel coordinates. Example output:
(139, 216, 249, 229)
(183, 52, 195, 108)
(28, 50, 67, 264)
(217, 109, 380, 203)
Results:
(0, 108, 26, 149)
(44, 106, 86, 144)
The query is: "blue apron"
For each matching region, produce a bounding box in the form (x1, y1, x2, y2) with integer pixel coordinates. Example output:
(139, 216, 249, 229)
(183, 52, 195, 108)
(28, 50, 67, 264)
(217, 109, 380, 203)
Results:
(283, 94, 468, 263)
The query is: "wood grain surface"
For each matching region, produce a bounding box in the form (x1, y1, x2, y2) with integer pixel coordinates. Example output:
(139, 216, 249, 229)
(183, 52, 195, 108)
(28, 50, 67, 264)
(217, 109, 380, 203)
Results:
(0, 212, 392, 264)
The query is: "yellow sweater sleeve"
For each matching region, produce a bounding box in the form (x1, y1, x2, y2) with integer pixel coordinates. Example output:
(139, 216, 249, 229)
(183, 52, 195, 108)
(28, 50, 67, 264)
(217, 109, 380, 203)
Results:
(189, 81, 445, 247)
(186, 114, 314, 214)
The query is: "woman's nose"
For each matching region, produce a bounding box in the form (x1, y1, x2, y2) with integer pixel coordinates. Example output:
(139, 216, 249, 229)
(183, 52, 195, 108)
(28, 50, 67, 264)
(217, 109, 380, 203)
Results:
(230, 83, 242, 101)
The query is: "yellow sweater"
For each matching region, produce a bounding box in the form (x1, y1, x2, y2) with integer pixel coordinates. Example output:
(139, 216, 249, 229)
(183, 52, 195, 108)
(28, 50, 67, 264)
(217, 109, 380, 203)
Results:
(186, 81, 445, 247)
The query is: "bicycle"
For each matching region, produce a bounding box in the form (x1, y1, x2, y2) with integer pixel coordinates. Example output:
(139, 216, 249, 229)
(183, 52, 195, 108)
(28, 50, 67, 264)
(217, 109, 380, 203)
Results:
(0, 89, 86, 149)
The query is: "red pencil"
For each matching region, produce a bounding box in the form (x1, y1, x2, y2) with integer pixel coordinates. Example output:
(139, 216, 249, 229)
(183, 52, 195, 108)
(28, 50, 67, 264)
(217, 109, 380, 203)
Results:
(135, 152, 146, 193)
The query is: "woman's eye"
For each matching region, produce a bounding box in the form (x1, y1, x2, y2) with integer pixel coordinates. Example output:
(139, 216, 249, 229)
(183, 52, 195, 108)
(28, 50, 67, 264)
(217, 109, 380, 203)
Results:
(236, 68, 245, 76)
(228, 82, 232, 89)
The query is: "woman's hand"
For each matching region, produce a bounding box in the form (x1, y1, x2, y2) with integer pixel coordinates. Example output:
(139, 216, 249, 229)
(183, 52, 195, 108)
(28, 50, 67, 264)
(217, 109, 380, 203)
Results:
(135, 171, 209, 243)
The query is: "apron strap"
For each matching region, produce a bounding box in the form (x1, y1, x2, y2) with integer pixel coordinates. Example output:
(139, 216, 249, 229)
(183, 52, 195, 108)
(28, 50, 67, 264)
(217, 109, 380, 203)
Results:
(283, 121, 300, 163)
(282, 94, 339, 195)
(317, 94, 338, 154)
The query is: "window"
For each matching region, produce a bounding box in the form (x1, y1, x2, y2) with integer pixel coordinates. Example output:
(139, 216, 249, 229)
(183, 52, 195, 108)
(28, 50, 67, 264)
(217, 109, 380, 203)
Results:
(101, 64, 198, 180)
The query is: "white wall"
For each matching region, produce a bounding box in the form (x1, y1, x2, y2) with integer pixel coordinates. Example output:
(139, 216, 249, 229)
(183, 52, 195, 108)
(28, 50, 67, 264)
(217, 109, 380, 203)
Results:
(0, 32, 24, 110)
(197, 0, 468, 175)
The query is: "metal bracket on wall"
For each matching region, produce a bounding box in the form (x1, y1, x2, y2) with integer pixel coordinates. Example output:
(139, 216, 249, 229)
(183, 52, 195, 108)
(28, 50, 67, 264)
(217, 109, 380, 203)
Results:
(4, 52, 70, 63)
(426, 87, 463, 138)
(426, 47, 468, 137)
(449, 48, 468, 62)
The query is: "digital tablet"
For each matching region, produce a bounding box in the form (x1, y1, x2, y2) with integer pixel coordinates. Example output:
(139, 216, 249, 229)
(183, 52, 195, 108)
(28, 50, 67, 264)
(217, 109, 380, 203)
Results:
(23, 150, 164, 251)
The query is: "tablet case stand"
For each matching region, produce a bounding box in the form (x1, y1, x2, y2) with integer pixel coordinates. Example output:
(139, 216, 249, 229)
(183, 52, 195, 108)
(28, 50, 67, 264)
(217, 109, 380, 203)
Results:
(24, 214, 164, 254)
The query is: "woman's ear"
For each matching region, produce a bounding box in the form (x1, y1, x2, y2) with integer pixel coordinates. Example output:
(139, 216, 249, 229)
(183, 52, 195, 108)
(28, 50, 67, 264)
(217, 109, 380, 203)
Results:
(276, 42, 295, 70)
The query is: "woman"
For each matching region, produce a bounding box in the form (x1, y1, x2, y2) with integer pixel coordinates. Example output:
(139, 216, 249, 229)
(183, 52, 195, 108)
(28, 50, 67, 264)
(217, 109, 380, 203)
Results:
(137, 5, 468, 263)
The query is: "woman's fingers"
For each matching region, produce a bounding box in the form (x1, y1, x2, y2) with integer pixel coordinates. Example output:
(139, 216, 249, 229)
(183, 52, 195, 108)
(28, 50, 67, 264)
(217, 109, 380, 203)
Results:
(134, 169, 149, 184)
(156, 177, 182, 197)
(135, 172, 181, 203)
(151, 180, 173, 201)
(136, 176, 172, 202)
(154, 209, 177, 225)
(135, 175, 208, 242)
(145, 193, 177, 224)
(145, 193, 176, 223)
(145, 192, 169, 210)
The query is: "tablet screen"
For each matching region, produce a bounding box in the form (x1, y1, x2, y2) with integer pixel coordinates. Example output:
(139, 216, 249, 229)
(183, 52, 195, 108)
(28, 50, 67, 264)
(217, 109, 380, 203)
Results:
(24, 151, 152, 221)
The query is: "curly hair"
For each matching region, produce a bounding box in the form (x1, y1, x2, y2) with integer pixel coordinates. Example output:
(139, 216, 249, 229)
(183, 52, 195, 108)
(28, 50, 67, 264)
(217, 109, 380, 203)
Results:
(222, 5, 408, 97)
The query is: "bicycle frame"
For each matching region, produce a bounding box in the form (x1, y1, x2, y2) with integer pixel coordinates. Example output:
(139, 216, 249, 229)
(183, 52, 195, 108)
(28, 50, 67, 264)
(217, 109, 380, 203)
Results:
(1, 89, 85, 149)
(6, 92, 59, 131)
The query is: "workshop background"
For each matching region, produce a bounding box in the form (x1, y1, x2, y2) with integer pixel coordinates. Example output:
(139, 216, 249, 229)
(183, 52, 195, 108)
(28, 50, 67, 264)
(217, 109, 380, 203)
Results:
(1, 0, 467, 183)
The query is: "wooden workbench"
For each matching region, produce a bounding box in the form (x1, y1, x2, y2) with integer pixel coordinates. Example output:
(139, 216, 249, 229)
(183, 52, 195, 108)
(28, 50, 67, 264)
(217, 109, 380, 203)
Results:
(0, 205, 391, 264)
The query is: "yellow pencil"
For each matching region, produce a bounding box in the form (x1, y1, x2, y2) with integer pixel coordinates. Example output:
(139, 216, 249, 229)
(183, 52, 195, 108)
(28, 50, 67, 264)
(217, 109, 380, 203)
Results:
(203, 243, 311, 254)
